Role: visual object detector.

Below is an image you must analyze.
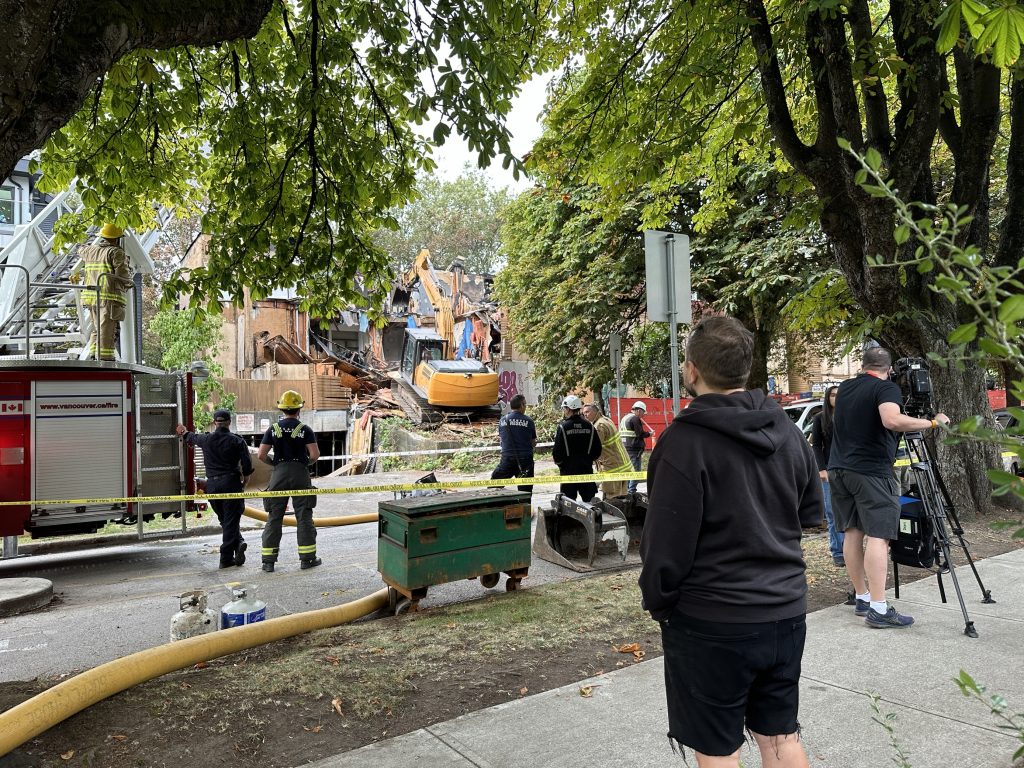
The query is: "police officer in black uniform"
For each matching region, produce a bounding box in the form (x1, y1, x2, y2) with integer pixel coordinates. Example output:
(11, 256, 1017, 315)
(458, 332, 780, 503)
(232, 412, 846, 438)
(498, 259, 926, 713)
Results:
(257, 390, 321, 572)
(551, 394, 603, 502)
(490, 393, 538, 496)
(177, 409, 254, 568)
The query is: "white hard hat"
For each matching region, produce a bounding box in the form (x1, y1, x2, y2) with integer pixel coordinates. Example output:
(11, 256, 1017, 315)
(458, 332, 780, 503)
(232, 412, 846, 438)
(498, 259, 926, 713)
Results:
(631, 401, 647, 411)
(561, 395, 583, 410)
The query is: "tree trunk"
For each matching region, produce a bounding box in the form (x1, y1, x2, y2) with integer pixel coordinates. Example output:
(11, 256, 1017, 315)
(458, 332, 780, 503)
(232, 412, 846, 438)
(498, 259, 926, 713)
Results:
(0, 0, 271, 181)
(748, 324, 771, 391)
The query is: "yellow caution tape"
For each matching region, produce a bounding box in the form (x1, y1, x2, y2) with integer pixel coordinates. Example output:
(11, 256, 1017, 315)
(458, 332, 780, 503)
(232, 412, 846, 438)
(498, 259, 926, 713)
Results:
(0, 472, 647, 508)
(893, 451, 1016, 467)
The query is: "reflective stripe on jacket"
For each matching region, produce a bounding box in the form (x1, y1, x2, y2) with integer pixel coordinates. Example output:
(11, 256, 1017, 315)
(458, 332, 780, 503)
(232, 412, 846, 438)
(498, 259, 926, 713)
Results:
(594, 416, 632, 473)
(81, 242, 132, 305)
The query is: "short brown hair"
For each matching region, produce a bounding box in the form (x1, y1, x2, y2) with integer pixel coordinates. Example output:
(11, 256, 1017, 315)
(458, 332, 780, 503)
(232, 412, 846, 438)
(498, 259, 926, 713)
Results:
(685, 315, 754, 390)
(862, 346, 892, 371)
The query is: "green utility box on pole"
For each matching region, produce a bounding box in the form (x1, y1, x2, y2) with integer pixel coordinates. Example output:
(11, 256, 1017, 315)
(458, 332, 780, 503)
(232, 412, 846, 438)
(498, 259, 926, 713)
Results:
(377, 489, 532, 611)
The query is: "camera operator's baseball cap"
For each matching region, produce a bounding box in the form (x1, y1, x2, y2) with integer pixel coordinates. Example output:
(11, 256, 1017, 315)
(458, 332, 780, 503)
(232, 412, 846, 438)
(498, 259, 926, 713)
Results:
(212, 409, 232, 422)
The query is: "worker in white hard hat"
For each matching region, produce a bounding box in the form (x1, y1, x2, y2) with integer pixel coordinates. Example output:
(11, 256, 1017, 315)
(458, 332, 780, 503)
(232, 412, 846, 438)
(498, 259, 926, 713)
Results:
(80, 223, 133, 361)
(552, 394, 602, 502)
(620, 400, 653, 493)
(257, 390, 322, 572)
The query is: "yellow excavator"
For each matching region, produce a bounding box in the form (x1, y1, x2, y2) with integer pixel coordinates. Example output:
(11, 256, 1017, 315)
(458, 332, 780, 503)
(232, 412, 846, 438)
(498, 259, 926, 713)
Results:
(393, 250, 499, 423)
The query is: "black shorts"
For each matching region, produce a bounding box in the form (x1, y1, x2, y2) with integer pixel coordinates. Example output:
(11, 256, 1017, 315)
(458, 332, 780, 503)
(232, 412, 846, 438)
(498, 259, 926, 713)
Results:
(660, 612, 806, 757)
(829, 468, 900, 539)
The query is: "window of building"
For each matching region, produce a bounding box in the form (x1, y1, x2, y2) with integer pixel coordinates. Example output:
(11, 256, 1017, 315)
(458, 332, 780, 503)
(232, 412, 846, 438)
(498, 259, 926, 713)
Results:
(0, 186, 13, 226)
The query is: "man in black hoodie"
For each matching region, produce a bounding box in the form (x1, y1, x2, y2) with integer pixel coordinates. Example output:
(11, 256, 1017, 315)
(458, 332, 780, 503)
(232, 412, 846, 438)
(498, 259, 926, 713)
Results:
(640, 316, 822, 768)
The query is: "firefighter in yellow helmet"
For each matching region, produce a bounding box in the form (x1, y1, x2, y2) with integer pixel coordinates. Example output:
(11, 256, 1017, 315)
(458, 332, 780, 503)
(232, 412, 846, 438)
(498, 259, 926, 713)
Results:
(257, 390, 322, 572)
(79, 223, 133, 361)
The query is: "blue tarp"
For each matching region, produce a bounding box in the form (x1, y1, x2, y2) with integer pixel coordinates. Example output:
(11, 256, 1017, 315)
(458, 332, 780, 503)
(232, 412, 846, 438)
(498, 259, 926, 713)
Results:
(406, 315, 418, 328)
(455, 320, 473, 360)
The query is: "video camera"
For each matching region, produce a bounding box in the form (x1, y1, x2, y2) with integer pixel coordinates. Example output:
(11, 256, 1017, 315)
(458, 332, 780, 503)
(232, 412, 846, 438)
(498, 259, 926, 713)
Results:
(892, 357, 934, 418)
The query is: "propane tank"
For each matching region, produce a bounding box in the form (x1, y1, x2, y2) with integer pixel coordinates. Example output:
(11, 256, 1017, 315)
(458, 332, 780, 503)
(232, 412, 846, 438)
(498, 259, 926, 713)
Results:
(220, 583, 267, 629)
(170, 590, 219, 642)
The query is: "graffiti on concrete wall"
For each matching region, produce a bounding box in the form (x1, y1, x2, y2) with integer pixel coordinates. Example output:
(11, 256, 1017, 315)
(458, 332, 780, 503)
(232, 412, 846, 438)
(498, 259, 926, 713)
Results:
(497, 361, 542, 406)
(498, 369, 521, 403)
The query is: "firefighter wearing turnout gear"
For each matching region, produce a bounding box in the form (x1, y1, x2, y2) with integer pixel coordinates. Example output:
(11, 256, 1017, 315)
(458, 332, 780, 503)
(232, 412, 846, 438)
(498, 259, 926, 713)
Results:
(79, 223, 134, 361)
(552, 395, 603, 502)
(257, 390, 322, 572)
(582, 403, 633, 499)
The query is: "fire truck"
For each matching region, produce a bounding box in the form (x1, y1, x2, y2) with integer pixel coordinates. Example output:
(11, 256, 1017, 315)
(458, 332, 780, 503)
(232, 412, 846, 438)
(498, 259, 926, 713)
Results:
(0, 191, 195, 557)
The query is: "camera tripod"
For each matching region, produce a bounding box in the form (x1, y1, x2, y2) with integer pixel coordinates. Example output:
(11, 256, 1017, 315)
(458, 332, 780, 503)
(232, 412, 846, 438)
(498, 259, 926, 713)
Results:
(893, 430, 995, 638)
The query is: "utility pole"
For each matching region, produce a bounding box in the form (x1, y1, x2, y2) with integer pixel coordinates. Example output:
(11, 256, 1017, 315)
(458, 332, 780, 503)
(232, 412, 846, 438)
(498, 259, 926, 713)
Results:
(643, 231, 691, 416)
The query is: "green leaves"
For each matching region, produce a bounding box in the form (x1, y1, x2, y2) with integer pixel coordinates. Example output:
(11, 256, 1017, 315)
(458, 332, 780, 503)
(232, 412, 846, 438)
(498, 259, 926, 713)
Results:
(974, 4, 1024, 67)
(998, 295, 1024, 324)
(939, 0, 1024, 66)
(37, 0, 554, 315)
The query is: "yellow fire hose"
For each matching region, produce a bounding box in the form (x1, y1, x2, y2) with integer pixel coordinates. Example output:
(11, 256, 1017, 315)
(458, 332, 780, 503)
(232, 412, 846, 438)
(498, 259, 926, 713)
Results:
(0, 587, 389, 758)
(242, 505, 378, 527)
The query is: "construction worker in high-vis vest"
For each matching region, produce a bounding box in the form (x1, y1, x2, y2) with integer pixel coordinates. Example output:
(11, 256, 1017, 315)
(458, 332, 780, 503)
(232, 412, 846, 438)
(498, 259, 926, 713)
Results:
(79, 223, 133, 361)
(257, 390, 322, 572)
(582, 402, 633, 498)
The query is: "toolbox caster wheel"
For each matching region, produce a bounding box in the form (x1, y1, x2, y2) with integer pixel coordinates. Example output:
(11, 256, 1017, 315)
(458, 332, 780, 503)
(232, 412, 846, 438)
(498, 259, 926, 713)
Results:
(505, 578, 521, 592)
(387, 586, 401, 615)
(394, 597, 414, 615)
(480, 573, 500, 589)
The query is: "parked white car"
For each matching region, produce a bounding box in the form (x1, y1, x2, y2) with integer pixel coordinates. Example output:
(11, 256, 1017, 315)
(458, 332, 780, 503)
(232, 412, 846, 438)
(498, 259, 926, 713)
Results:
(783, 399, 823, 438)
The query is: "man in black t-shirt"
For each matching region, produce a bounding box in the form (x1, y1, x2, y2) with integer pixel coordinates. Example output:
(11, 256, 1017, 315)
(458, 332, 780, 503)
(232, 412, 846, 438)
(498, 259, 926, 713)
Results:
(176, 409, 254, 568)
(829, 347, 949, 629)
(491, 394, 537, 496)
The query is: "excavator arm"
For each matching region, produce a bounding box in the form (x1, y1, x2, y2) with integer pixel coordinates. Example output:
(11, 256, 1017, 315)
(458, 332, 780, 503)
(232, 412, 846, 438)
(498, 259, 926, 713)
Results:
(403, 249, 455, 356)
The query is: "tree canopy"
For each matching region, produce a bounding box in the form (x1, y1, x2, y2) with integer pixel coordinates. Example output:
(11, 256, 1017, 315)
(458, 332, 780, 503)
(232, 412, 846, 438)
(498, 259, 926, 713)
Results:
(3, 0, 552, 316)
(530, 0, 1024, 511)
(373, 169, 514, 274)
(496, 162, 837, 396)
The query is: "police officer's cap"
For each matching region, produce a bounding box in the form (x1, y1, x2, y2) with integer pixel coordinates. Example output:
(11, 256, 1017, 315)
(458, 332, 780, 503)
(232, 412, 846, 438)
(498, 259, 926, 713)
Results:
(212, 408, 232, 422)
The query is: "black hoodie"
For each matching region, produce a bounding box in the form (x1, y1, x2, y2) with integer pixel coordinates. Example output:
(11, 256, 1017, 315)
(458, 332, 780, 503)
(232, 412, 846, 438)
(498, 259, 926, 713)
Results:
(639, 389, 822, 623)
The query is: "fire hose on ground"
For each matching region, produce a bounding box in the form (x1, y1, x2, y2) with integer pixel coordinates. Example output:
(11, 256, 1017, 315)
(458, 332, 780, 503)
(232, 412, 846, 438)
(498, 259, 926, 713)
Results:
(242, 505, 378, 527)
(0, 588, 389, 759)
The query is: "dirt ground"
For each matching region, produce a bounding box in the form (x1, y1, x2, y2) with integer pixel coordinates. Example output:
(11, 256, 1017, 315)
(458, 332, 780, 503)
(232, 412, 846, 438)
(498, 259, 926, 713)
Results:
(1, 514, 1020, 768)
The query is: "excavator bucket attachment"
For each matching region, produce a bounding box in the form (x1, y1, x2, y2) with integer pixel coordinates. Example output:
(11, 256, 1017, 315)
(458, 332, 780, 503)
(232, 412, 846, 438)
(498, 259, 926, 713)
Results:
(532, 494, 634, 572)
(601, 491, 648, 549)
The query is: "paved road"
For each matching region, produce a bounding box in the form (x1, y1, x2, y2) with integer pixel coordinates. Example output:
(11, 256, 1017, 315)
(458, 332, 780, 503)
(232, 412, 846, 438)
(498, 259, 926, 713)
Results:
(0, 466, 641, 683)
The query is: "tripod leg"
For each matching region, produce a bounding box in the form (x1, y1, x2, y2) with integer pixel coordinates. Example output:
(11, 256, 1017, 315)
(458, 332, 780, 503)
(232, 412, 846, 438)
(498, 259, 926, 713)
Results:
(922, 438, 995, 604)
(893, 559, 901, 599)
(906, 433, 985, 636)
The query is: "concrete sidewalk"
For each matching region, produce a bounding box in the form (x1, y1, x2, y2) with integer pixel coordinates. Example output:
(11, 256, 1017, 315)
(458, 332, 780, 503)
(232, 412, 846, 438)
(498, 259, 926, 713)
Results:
(308, 549, 1024, 768)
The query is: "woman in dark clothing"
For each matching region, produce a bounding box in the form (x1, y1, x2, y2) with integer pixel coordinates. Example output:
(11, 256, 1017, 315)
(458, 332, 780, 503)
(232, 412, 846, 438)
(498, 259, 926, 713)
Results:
(811, 385, 845, 566)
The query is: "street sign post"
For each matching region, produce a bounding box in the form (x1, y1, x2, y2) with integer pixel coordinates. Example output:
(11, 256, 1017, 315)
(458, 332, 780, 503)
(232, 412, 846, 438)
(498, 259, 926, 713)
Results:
(644, 230, 691, 415)
(609, 332, 622, 424)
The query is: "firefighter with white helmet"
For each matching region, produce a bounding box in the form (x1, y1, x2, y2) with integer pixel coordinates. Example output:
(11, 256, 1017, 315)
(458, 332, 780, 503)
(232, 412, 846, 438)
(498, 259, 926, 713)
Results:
(79, 223, 133, 361)
(620, 400, 653, 493)
(552, 394, 602, 501)
(257, 390, 322, 572)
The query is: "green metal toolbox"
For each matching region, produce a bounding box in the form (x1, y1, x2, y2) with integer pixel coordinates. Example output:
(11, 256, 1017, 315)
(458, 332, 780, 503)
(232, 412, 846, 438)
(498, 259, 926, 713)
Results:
(378, 489, 532, 608)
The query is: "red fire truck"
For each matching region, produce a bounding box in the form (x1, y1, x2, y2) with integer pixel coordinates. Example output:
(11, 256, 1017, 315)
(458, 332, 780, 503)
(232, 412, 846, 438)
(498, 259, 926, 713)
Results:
(0, 361, 196, 551)
(0, 195, 194, 556)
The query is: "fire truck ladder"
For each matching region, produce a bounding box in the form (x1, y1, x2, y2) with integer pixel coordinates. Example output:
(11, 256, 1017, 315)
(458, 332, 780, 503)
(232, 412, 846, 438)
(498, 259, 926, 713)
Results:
(133, 372, 191, 539)
(0, 192, 170, 361)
